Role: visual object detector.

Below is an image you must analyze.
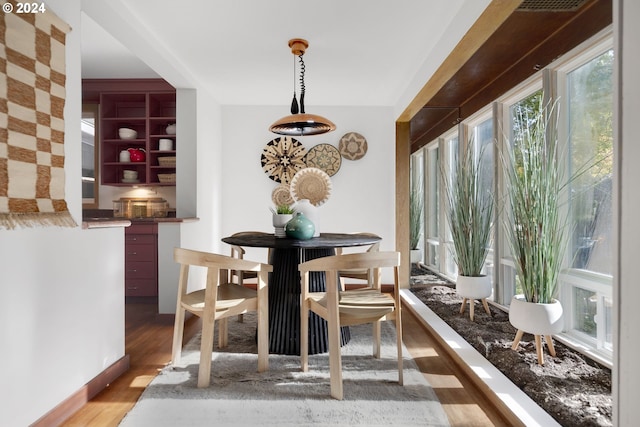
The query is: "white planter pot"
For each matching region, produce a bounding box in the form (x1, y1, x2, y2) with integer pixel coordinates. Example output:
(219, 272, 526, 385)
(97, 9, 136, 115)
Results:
(509, 295, 564, 336)
(456, 275, 492, 300)
(272, 214, 293, 238)
(410, 249, 422, 264)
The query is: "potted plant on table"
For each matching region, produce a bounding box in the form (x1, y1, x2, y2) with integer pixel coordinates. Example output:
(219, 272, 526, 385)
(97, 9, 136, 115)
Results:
(503, 97, 567, 365)
(409, 179, 423, 264)
(442, 143, 494, 321)
(271, 204, 294, 238)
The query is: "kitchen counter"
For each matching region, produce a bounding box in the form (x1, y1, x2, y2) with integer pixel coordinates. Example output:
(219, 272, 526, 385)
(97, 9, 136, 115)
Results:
(82, 209, 199, 229)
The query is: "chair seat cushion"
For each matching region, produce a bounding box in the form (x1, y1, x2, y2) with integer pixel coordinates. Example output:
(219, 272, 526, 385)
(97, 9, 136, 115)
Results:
(182, 284, 257, 311)
(339, 289, 395, 306)
(314, 289, 395, 319)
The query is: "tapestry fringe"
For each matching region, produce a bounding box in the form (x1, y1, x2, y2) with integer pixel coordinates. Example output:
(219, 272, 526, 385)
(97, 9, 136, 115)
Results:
(0, 212, 78, 230)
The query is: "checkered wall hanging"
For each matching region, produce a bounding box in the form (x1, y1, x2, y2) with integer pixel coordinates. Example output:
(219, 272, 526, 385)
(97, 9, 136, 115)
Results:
(0, 3, 76, 229)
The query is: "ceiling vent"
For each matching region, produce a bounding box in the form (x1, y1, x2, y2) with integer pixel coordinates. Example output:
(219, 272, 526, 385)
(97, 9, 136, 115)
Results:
(517, 0, 588, 11)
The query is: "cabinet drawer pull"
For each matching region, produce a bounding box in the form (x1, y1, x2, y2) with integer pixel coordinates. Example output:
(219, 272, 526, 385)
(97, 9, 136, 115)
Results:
(127, 286, 139, 290)
(128, 252, 137, 255)
(127, 269, 138, 273)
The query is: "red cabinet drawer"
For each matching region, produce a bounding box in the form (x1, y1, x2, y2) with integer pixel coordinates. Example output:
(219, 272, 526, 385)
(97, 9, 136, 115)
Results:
(125, 261, 156, 279)
(125, 278, 157, 296)
(125, 234, 156, 245)
(126, 223, 158, 235)
(125, 244, 156, 262)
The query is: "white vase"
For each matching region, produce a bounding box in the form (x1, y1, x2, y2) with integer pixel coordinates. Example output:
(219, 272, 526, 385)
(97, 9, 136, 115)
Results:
(272, 214, 293, 238)
(410, 248, 422, 264)
(456, 275, 492, 300)
(293, 199, 319, 237)
(509, 295, 564, 336)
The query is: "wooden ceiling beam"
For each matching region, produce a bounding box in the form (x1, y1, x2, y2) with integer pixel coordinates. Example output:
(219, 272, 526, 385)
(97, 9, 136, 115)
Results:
(397, 0, 521, 123)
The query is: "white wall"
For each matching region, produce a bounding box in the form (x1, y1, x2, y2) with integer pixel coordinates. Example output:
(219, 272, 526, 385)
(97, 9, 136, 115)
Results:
(0, 1, 126, 425)
(220, 105, 396, 278)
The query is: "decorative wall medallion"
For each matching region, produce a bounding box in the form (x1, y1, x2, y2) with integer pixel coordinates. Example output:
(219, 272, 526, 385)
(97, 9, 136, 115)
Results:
(290, 167, 332, 206)
(261, 136, 307, 183)
(338, 132, 368, 160)
(305, 143, 342, 176)
(271, 183, 295, 207)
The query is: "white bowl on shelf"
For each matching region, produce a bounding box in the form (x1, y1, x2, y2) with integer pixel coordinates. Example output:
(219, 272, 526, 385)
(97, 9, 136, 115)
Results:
(165, 123, 176, 135)
(123, 170, 138, 180)
(119, 128, 138, 139)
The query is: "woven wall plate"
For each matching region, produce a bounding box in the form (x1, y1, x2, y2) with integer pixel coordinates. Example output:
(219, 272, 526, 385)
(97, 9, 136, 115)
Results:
(290, 167, 332, 206)
(260, 136, 307, 183)
(305, 143, 342, 176)
(271, 183, 294, 207)
(338, 132, 368, 160)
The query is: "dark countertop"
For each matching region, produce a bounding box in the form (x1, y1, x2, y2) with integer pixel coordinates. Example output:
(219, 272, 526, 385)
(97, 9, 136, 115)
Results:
(82, 209, 198, 229)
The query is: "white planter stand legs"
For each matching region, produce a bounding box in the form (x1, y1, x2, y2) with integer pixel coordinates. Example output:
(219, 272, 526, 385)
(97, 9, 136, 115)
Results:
(509, 295, 564, 365)
(456, 275, 492, 321)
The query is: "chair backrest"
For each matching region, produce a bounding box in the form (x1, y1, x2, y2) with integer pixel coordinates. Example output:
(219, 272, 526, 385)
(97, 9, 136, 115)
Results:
(228, 231, 273, 282)
(299, 251, 400, 292)
(174, 247, 273, 296)
(335, 233, 381, 256)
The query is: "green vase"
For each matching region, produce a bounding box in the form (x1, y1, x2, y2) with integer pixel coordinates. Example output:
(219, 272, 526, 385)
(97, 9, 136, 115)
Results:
(285, 212, 315, 240)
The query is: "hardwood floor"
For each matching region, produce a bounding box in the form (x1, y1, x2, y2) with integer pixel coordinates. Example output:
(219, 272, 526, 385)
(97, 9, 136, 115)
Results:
(61, 297, 512, 427)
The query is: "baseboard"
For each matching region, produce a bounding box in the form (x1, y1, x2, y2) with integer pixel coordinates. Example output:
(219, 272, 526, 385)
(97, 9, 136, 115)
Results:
(30, 354, 130, 427)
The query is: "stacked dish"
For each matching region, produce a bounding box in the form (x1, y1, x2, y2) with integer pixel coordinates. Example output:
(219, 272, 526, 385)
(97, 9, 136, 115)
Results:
(119, 128, 138, 139)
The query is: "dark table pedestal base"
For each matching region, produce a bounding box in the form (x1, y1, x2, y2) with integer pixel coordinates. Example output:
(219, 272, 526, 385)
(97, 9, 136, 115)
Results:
(268, 247, 350, 355)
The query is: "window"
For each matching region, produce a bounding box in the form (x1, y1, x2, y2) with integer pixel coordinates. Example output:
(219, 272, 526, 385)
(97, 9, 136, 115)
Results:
(409, 28, 613, 366)
(82, 104, 99, 208)
(470, 116, 495, 287)
(426, 145, 440, 268)
(561, 45, 614, 357)
(442, 132, 459, 278)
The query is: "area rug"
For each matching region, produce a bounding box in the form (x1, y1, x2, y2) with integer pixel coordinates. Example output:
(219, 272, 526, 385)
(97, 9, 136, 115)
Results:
(119, 315, 449, 427)
(0, 3, 76, 230)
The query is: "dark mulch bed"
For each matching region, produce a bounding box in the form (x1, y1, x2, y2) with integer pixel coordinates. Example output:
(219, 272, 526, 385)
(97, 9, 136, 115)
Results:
(410, 265, 612, 427)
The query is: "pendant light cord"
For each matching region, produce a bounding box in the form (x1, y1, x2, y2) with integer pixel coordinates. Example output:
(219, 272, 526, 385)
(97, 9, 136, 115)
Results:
(290, 54, 299, 114)
(298, 54, 306, 114)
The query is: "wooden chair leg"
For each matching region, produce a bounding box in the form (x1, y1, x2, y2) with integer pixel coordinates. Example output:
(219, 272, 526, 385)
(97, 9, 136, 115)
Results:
(545, 335, 557, 357)
(535, 335, 544, 365)
(218, 317, 228, 348)
(171, 307, 186, 364)
(395, 316, 404, 386)
(460, 298, 467, 314)
(511, 329, 524, 350)
(300, 301, 310, 372)
(198, 314, 216, 388)
(327, 290, 343, 400)
(481, 298, 491, 316)
(469, 299, 475, 321)
(373, 321, 382, 359)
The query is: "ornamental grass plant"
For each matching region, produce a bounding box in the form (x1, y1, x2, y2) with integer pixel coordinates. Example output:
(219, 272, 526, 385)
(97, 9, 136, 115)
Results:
(503, 99, 566, 304)
(442, 143, 494, 277)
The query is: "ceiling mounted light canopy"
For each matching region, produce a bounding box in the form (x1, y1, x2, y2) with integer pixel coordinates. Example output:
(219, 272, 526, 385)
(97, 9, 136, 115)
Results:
(269, 38, 336, 136)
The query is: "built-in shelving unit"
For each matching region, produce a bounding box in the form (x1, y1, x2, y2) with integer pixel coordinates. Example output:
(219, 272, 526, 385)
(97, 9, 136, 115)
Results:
(97, 84, 176, 187)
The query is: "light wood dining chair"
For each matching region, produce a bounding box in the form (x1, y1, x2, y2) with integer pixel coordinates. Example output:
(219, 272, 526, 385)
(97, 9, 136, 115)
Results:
(227, 231, 272, 325)
(172, 247, 272, 388)
(334, 233, 381, 290)
(299, 251, 403, 400)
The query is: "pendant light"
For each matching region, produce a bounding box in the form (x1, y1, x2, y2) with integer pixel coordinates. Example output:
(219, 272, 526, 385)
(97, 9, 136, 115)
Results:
(269, 38, 336, 136)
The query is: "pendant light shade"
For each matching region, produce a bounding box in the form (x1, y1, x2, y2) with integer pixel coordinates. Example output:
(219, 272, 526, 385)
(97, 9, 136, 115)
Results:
(269, 39, 336, 136)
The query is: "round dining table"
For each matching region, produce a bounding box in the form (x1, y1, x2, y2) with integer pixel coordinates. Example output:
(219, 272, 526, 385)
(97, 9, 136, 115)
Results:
(221, 232, 381, 355)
